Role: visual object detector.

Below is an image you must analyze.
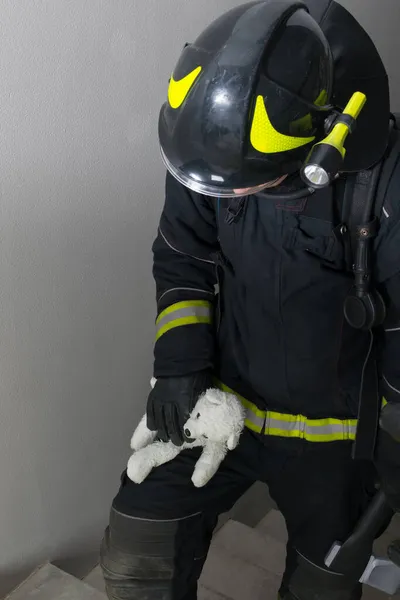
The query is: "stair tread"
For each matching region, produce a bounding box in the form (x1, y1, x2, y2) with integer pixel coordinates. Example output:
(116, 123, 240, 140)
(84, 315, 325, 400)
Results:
(198, 585, 233, 600)
(5, 563, 106, 600)
(83, 565, 105, 594)
(362, 583, 394, 600)
(374, 513, 400, 557)
(212, 519, 286, 576)
(201, 540, 281, 600)
(65, 510, 400, 600)
(256, 509, 288, 544)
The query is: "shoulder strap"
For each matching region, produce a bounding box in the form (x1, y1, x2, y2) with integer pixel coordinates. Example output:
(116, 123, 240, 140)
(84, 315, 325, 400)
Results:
(339, 167, 381, 272)
(340, 116, 400, 268)
(342, 166, 382, 234)
(346, 117, 400, 461)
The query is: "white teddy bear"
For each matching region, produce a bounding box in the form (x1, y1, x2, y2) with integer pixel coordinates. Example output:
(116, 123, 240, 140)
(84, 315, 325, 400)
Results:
(127, 382, 246, 488)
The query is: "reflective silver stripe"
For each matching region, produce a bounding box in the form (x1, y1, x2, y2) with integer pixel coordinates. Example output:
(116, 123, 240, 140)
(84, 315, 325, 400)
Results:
(156, 305, 211, 332)
(264, 417, 357, 440)
(266, 418, 355, 434)
(217, 380, 357, 442)
(155, 302, 212, 341)
(244, 409, 265, 432)
(245, 410, 357, 440)
(304, 423, 357, 436)
(385, 326, 400, 332)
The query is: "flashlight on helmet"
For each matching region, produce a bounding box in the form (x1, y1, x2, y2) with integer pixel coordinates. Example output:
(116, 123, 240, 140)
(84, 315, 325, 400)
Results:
(301, 92, 367, 189)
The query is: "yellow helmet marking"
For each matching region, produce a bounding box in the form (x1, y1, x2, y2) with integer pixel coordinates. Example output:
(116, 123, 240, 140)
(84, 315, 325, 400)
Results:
(168, 66, 202, 109)
(250, 95, 315, 154)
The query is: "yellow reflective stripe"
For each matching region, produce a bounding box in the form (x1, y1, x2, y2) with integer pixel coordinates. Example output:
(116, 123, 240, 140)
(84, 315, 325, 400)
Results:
(155, 300, 213, 342)
(215, 379, 358, 442)
(244, 419, 264, 434)
(265, 420, 357, 442)
(306, 418, 357, 428)
(217, 381, 266, 419)
(303, 431, 355, 442)
(156, 300, 211, 325)
(267, 410, 305, 424)
(156, 316, 211, 341)
(382, 397, 388, 408)
(266, 413, 357, 429)
(216, 381, 265, 434)
(267, 427, 299, 438)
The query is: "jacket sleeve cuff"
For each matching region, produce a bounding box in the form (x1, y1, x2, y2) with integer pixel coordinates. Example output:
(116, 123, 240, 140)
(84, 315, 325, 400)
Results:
(155, 300, 213, 342)
(154, 300, 215, 378)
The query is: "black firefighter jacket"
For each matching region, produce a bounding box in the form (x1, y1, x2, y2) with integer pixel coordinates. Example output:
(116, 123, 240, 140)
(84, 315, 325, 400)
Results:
(152, 164, 400, 435)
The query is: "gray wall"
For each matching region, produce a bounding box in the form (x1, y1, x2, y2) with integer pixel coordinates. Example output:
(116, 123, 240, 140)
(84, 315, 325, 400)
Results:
(0, 0, 399, 596)
(341, 0, 400, 109)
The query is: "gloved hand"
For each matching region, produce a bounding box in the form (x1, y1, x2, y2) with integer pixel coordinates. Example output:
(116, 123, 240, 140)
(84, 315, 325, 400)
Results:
(146, 371, 214, 446)
(375, 403, 400, 512)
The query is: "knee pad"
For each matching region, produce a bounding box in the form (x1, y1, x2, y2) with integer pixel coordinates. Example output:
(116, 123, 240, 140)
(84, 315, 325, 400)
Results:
(100, 507, 215, 600)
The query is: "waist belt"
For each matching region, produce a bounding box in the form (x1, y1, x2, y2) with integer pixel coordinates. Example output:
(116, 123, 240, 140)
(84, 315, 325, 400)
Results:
(216, 381, 358, 443)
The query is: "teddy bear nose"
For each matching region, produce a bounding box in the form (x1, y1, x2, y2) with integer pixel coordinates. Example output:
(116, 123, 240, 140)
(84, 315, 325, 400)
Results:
(184, 428, 192, 438)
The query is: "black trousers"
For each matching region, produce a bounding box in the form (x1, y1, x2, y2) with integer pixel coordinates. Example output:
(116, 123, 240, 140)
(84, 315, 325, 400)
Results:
(101, 430, 376, 600)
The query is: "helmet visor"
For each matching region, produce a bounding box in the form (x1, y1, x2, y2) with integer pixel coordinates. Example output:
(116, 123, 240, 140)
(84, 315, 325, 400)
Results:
(160, 145, 284, 198)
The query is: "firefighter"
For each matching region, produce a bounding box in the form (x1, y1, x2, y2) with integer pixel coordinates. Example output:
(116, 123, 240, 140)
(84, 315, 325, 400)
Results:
(100, 1, 400, 598)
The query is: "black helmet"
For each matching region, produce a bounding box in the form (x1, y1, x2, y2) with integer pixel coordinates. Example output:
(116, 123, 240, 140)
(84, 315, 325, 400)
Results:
(159, 0, 334, 198)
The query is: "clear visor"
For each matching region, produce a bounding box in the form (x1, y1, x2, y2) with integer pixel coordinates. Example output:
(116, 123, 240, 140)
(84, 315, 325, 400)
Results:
(160, 146, 283, 198)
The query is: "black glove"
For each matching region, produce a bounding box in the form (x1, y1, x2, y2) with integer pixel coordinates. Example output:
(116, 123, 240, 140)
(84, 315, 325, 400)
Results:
(375, 404, 400, 512)
(146, 371, 214, 446)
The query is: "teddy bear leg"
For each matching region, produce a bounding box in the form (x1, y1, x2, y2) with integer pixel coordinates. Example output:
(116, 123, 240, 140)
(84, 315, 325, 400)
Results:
(127, 441, 182, 484)
(191, 442, 227, 488)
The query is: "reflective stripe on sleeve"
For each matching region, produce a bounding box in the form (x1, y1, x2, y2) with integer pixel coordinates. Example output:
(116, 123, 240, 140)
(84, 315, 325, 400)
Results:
(156, 300, 213, 341)
(216, 381, 358, 442)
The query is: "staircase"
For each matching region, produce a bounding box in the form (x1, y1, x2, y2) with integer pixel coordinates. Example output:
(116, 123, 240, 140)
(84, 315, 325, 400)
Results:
(4, 510, 399, 599)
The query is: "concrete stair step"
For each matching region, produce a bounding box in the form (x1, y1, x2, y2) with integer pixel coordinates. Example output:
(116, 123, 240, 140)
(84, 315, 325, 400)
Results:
(256, 509, 288, 545)
(198, 586, 232, 600)
(4, 563, 106, 600)
(83, 564, 234, 600)
(212, 519, 286, 576)
(201, 546, 280, 600)
(200, 519, 284, 600)
(74, 509, 400, 600)
(83, 565, 106, 595)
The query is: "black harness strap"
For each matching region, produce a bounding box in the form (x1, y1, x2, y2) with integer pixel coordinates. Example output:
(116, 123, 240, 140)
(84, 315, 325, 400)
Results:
(345, 117, 400, 460)
(342, 167, 383, 460)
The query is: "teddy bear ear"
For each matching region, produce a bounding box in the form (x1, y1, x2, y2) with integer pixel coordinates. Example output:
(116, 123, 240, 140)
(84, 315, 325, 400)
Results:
(205, 391, 223, 406)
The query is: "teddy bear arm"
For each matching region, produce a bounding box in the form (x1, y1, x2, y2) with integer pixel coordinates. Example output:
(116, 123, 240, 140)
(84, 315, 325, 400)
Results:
(130, 414, 157, 451)
(191, 441, 227, 488)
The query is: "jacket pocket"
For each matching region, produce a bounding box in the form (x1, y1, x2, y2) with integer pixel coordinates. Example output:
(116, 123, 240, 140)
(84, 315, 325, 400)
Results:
(287, 215, 347, 271)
